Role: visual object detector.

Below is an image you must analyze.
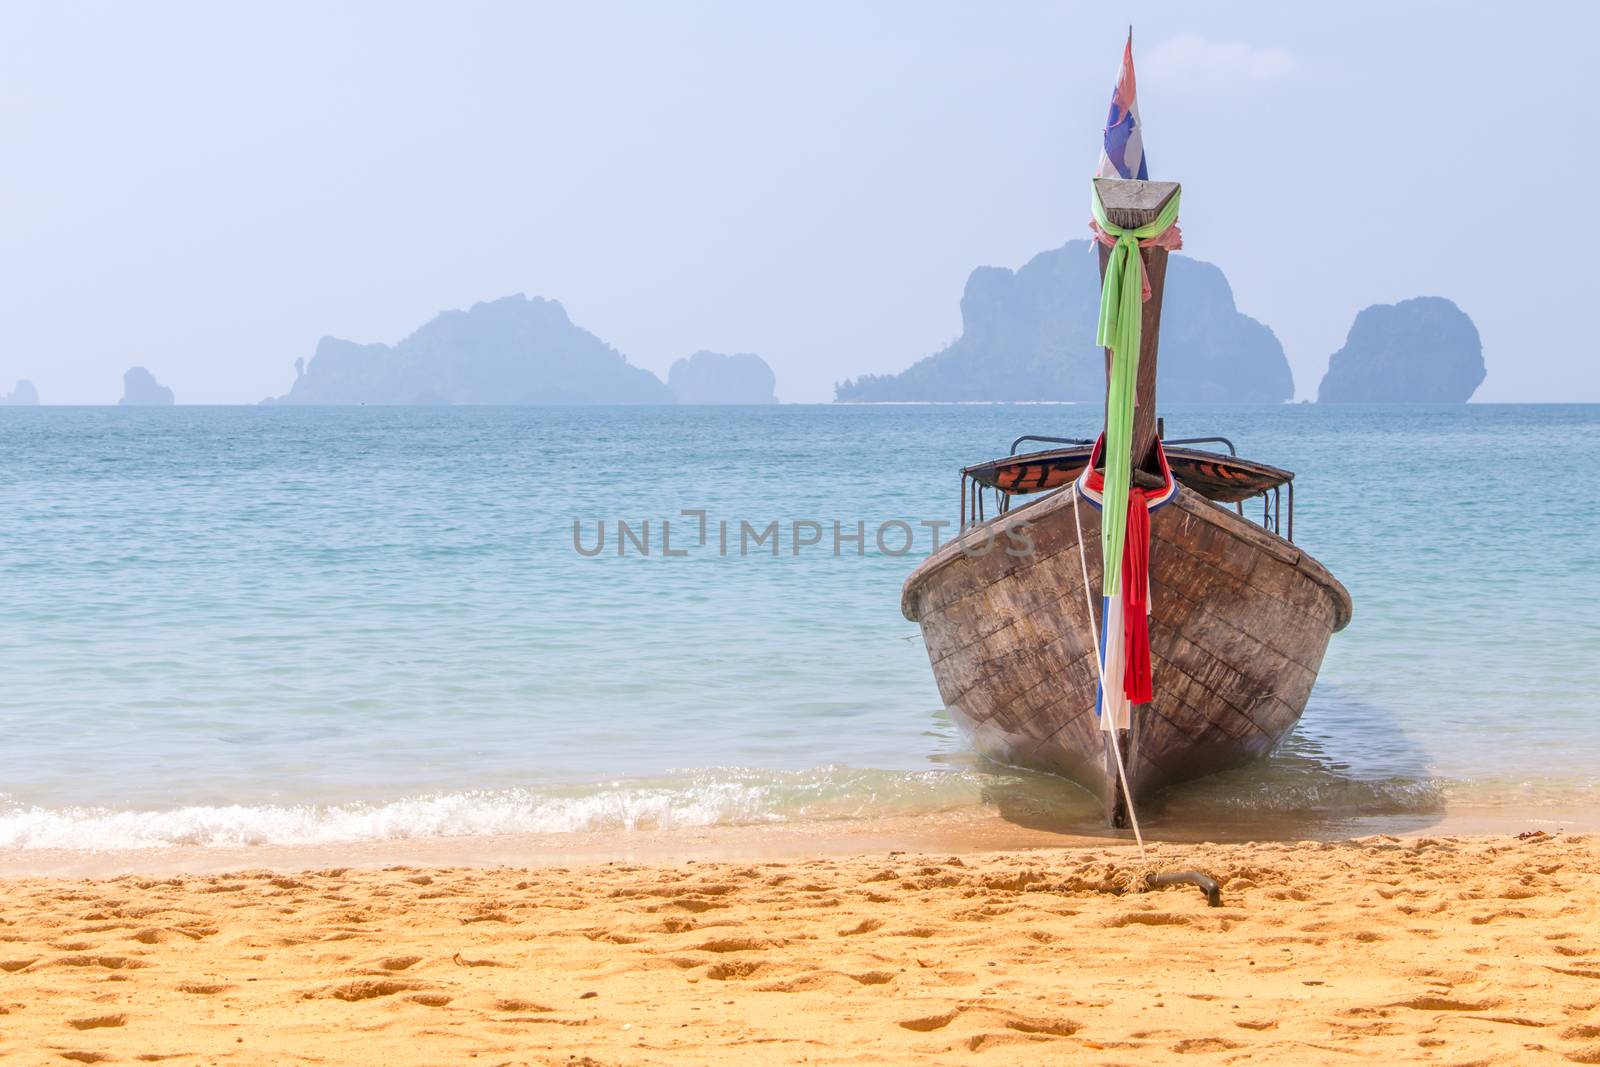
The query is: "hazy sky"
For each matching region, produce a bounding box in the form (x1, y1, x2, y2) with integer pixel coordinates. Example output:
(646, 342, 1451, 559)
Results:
(3, 1, 1595, 403)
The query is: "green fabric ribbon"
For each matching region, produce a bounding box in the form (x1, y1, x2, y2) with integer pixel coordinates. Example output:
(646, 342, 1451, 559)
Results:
(1090, 182, 1181, 594)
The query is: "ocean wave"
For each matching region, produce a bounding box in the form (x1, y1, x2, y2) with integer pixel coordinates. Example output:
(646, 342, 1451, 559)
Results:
(0, 767, 993, 851)
(0, 763, 1563, 852)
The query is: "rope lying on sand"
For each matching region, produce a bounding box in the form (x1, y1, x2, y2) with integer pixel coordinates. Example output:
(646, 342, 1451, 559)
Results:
(1146, 870, 1222, 907)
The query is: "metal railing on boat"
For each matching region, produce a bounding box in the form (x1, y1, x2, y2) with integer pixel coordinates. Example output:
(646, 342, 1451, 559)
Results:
(1162, 435, 1237, 457)
(1009, 434, 1092, 455)
(962, 430, 1295, 543)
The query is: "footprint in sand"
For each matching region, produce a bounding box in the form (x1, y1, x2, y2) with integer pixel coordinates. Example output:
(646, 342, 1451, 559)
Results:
(494, 998, 555, 1014)
(669, 897, 729, 913)
(692, 937, 781, 953)
(889, 926, 937, 939)
(53, 956, 146, 970)
(850, 971, 896, 985)
(1171, 1037, 1244, 1054)
(450, 954, 507, 968)
(899, 1008, 962, 1032)
(753, 972, 855, 993)
(1004, 1015, 1079, 1037)
(407, 993, 452, 1007)
(1103, 912, 1193, 928)
(1390, 994, 1500, 1012)
(373, 955, 423, 971)
(705, 959, 766, 980)
(314, 979, 429, 1001)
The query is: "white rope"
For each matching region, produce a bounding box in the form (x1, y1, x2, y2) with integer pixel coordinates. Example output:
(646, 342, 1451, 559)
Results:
(1072, 482, 1146, 859)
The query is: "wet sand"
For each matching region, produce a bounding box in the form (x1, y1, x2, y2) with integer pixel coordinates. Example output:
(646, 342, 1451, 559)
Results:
(4, 802, 1588, 881)
(2, 831, 1598, 1065)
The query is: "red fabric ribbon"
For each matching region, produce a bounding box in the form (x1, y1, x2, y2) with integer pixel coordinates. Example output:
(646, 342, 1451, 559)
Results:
(1121, 488, 1153, 704)
(1088, 219, 1183, 302)
(1080, 433, 1170, 705)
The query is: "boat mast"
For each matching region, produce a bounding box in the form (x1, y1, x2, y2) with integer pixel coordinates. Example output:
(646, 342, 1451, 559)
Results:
(1094, 177, 1180, 470)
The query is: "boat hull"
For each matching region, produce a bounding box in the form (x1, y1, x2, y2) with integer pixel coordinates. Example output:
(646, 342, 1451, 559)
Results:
(902, 485, 1352, 822)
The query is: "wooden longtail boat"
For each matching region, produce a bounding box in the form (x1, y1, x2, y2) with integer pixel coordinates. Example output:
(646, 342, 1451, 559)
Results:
(902, 178, 1352, 827)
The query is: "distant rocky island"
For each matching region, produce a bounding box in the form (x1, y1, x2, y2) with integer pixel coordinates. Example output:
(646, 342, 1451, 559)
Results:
(1317, 297, 1484, 403)
(835, 240, 1292, 403)
(265, 294, 777, 405)
(0, 379, 39, 406)
(668, 351, 777, 404)
(120, 366, 175, 406)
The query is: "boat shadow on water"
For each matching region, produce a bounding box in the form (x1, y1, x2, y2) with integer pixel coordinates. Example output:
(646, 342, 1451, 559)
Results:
(945, 686, 1447, 842)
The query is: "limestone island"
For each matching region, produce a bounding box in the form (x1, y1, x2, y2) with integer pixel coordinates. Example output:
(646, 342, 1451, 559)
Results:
(265, 295, 775, 406)
(835, 240, 1292, 403)
(0, 379, 40, 406)
(668, 351, 778, 404)
(120, 367, 175, 406)
(1317, 296, 1485, 403)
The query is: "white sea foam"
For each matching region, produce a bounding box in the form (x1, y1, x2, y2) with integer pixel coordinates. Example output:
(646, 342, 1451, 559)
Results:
(0, 768, 993, 851)
(0, 760, 1469, 853)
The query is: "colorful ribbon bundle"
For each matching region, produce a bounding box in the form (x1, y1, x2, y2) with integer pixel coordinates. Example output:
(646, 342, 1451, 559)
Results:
(1075, 435, 1178, 728)
(1084, 181, 1182, 730)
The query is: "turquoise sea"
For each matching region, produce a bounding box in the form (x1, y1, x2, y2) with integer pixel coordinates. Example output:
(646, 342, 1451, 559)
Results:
(1, 404, 1596, 850)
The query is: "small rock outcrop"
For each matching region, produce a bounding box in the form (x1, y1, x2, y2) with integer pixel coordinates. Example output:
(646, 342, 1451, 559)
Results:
(0, 379, 39, 406)
(265, 294, 673, 405)
(667, 351, 778, 404)
(119, 367, 175, 406)
(834, 240, 1292, 403)
(1317, 297, 1484, 403)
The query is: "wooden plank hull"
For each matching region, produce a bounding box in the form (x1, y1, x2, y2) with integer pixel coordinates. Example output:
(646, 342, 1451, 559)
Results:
(902, 485, 1352, 820)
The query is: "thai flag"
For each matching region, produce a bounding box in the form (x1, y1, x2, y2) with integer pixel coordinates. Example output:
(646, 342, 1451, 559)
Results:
(1096, 30, 1148, 181)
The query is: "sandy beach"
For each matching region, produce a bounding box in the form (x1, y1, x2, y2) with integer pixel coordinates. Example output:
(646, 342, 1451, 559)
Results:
(2, 831, 1597, 1065)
